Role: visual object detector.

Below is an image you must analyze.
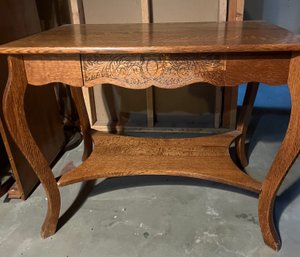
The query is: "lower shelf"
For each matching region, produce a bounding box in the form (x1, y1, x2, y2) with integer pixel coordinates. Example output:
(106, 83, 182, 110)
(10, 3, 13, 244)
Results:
(57, 131, 261, 193)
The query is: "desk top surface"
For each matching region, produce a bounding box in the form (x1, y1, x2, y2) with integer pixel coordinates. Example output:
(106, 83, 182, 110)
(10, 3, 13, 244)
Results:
(1, 21, 300, 54)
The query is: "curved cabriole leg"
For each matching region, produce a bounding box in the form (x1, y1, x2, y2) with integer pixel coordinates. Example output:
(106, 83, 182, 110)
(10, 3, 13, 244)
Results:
(70, 87, 93, 161)
(236, 82, 259, 167)
(3, 56, 61, 238)
(258, 53, 300, 250)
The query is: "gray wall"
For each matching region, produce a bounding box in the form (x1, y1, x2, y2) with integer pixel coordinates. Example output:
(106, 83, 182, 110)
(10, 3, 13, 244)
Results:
(84, 0, 219, 24)
(245, 0, 300, 33)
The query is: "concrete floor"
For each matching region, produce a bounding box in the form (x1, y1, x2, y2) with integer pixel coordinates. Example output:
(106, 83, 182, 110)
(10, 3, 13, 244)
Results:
(1, 85, 300, 257)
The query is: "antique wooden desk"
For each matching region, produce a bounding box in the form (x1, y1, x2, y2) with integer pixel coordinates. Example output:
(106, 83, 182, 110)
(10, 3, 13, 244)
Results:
(1, 21, 300, 251)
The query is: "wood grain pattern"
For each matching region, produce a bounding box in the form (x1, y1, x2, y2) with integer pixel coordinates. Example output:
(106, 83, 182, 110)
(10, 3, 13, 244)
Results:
(2, 19, 300, 251)
(141, 0, 155, 128)
(146, 87, 155, 126)
(236, 82, 259, 167)
(91, 124, 232, 134)
(82, 53, 225, 88)
(81, 53, 288, 89)
(81, 87, 97, 124)
(222, 86, 238, 128)
(3, 55, 60, 237)
(258, 53, 300, 250)
(228, 0, 244, 21)
(68, 0, 85, 24)
(70, 87, 92, 161)
(222, 0, 243, 128)
(24, 54, 82, 86)
(1, 22, 300, 54)
(68, 0, 97, 126)
(58, 130, 261, 193)
(225, 53, 290, 86)
(214, 0, 228, 128)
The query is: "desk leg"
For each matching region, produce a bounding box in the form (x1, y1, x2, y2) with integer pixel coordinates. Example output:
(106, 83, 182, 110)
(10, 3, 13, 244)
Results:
(3, 56, 61, 238)
(258, 53, 300, 250)
(70, 87, 93, 161)
(236, 82, 259, 167)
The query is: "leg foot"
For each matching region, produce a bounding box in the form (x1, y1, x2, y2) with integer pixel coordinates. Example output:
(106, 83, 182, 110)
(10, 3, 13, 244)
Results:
(258, 53, 300, 250)
(258, 194, 281, 250)
(3, 56, 61, 237)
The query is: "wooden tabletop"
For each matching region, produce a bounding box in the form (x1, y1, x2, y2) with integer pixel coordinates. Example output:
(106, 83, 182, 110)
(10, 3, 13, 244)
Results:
(1, 21, 300, 54)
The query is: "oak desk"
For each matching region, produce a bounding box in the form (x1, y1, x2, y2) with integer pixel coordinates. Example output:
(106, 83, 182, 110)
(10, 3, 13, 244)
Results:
(1, 21, 300, 251)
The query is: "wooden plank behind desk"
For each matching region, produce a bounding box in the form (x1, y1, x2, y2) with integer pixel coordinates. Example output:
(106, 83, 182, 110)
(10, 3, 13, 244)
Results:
(0, 0, 65, 199)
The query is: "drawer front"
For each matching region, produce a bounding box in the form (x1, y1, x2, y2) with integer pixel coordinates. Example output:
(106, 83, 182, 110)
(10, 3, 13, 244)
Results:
(81, 54, 226, 89)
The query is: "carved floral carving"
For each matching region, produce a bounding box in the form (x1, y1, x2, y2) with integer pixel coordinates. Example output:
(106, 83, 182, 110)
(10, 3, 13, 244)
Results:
(82, 54, 225, 88)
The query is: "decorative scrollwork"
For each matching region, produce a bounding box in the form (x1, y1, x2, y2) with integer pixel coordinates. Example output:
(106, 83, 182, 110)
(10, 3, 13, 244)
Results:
(82, 54, 225, 88)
